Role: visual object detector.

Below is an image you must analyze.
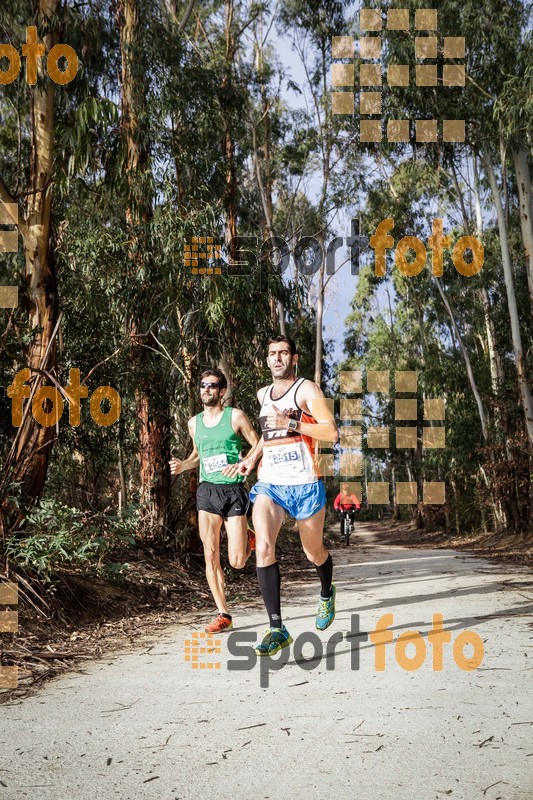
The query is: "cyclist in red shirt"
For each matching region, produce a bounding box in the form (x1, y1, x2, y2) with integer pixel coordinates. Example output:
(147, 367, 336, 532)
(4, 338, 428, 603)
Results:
(334, 483, 361, 531)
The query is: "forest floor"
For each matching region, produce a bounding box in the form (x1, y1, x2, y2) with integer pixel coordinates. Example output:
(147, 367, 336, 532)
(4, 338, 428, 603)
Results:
(1, 520, 532, 799)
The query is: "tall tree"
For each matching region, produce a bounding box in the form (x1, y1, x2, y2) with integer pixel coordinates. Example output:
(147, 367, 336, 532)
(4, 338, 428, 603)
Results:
(117, 0, 171, 538)
(279, 0, 352, 386)
(0, 0, 61, 510)
(483, 148, 533, 449)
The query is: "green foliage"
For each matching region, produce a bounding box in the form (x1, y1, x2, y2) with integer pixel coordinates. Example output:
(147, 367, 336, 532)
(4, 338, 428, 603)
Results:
(341, 17, 533, 533)
(1, 0, 531, 556)
(6, 500, 138, 581)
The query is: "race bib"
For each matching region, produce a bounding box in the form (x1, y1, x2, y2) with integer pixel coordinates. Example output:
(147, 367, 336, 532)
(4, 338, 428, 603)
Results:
(265, 443, 303, 474)
(203, 453, 229, 474)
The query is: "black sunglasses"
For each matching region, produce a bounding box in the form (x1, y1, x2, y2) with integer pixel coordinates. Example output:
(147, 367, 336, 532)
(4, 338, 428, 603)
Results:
(199, 381, 221, 389)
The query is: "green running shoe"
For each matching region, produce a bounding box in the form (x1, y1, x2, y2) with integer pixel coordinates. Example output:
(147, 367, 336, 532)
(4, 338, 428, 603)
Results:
(255, 625, 293, 656)
(315, 584, 336, 631)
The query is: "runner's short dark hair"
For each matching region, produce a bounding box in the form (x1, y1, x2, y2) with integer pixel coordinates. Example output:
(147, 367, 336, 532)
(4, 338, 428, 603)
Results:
(267, 335, 298, 357)
(200, 368, 227, 390)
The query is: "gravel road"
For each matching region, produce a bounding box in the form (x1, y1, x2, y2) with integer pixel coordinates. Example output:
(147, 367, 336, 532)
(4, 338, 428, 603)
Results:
(1, 525, 532, 800)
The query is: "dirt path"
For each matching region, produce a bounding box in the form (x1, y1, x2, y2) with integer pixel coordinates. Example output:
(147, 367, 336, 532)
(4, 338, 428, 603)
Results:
(1, 523, 532, 800)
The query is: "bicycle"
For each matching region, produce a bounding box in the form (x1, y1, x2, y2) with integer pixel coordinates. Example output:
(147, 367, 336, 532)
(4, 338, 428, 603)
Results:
(339, 509, 356, 545)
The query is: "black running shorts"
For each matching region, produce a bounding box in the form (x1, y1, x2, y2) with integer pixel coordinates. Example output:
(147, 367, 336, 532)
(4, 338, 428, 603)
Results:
(196, 482, 249, 519)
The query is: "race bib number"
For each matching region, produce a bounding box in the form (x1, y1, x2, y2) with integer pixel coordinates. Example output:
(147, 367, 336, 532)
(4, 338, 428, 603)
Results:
(265, 443, 303, 473)
(203, 454, 229, 474)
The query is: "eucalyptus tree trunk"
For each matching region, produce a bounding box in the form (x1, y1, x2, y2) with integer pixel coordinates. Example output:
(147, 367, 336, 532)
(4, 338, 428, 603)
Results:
(0, 0, 59, 504)
(118, 0, 171, 539)
(174, 308, 199, 531)
(472, 158, 504, 400)
(218, 353, 233, 405)
(221, 0, 237, 260)
(259, 55, 286, 336)
(434, 280, 488, 442)
(313, 246, 326, 387)
(391, 466, 400, 521)
(472, 157, 509, 528)
(251, 111, 286, 335)
(159, 0, 196, 30)
(483, 148, 533, 449)
(512, 147, 533, 312)
(453, 157, 504, 406)
(313, 44, 332, 387)
(117, 423, 128, 512)
(159, 0, 195, 212)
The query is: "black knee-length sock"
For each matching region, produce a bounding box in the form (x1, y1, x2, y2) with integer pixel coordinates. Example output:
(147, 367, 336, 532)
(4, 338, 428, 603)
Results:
(315, 553, 333, 598)
(257, 563, 282, 628)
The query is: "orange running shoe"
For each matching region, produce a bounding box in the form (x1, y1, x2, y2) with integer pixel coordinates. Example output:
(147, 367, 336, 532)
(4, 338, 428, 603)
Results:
(205, 614, 233, 633)
(247, 527, 256, 551)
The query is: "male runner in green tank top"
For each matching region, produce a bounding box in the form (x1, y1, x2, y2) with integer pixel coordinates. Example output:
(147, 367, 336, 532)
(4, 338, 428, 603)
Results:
(170, 368, 259, 632)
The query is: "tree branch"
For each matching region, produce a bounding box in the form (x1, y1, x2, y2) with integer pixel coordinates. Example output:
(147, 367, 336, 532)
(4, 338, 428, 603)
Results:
(178, 0, 196, 31)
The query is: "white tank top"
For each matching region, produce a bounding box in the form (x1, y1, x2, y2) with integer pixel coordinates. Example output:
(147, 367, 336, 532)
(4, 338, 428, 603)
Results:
(257, 377, 320, 486)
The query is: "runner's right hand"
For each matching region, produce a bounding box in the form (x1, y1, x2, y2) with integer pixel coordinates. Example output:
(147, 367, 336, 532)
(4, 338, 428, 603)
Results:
(169, 458, 184, 475)
(237, 457, 255, 476)
(221, 463, 241, 478)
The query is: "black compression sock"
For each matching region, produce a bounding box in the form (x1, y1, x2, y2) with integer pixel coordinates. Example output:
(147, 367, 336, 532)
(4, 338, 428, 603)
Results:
(256, 562, 282, 628)
(315, 553, 333, 598)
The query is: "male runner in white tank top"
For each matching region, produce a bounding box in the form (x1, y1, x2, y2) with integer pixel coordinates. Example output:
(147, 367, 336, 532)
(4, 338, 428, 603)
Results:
(238, 336, 339, 655)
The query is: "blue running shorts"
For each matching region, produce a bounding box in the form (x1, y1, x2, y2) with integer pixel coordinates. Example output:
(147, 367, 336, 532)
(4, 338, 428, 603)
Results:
(249, 480, 326, 520)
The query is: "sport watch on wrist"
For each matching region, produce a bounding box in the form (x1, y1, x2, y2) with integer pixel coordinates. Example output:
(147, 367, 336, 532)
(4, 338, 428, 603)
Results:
(287, 418, 299, 432)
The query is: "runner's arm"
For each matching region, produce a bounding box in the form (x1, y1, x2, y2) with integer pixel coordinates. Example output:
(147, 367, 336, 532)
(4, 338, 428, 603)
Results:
(221, 410, 260, 477)
(237, 436, 264, 476)
(269, 381, 338, 443)
(232, 409, 260, 449)
(235, 387, 268, 476)
(301, 382, 338, 442)
(170, 419, 200, 475)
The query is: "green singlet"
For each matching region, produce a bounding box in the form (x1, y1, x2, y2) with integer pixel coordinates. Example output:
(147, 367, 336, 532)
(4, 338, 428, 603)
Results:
(194, 406, 243, 485)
